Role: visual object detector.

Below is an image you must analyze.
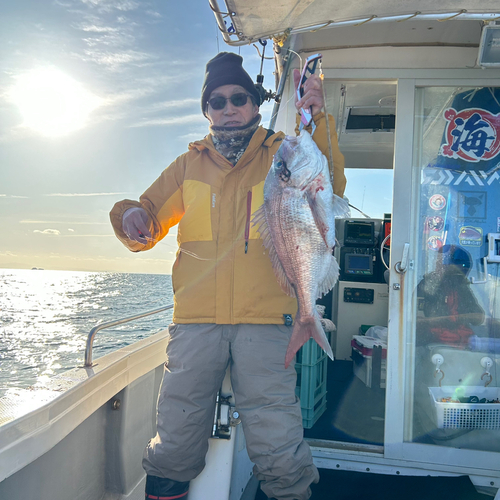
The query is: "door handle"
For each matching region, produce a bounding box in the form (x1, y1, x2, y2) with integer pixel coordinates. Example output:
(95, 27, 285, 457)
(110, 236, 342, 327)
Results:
(394, 243, 410, 274)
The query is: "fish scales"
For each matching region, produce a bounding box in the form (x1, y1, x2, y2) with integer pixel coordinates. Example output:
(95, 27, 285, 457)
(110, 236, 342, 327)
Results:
(253, 130, 349, 368)
(273, 193, 329, 312)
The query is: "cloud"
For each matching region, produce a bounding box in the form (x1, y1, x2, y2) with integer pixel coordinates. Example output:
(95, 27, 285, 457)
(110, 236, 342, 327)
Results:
(79, 49, 155, 69)
(80, 0, 140, 12)
(43, 192, 127, 197)
(145, 10, 162, 18)
(21, 220, 108, 224)
(34, 229, 61, 235)
(143, 98, 200, 113)
(178, 129, 209, 142)
(63, 234, 114, 237)
(129, 114, 207, 128)
(74, 23, 120, 33)
(0, 251, 17, 257)
(68, 228, 75, 232)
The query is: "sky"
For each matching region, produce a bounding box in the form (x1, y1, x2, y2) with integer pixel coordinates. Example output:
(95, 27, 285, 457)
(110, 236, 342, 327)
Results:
(0, 0, 393, 274)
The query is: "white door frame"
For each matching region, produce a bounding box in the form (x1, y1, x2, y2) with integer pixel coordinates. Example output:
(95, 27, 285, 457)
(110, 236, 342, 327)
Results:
(385, 75, 500, 476)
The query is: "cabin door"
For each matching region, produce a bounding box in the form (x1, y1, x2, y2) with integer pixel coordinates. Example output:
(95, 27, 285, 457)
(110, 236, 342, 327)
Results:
(385, 79, 500, 474)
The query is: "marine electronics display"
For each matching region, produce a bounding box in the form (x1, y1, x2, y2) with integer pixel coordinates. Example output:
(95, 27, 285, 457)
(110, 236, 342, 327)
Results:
(332, 218, 390, 360)
(335, 219, 388, 283)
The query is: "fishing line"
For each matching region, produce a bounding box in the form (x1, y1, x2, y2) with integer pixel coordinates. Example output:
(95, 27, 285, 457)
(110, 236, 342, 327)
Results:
(143, 236, 214, 261)
(215, 17, 219, 53)
(348, 203, 370, 218)
(287, 48, 303, 69)
(269, 93, 297, 128)
(253, 43, 275, 61)
(268, 48, 303, 126)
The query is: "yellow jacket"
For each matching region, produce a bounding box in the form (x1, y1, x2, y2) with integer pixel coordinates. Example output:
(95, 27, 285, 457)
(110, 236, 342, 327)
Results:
(110, 112, 346, 324)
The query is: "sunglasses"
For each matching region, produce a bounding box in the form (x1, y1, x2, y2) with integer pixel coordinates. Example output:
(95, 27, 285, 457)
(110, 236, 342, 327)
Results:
(207, 93, 254, 111)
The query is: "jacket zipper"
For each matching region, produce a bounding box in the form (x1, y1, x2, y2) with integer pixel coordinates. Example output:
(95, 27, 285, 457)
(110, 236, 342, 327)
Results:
(245, 190, 252, 254)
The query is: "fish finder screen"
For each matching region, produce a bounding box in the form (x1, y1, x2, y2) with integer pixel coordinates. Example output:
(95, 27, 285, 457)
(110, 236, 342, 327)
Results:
(345, 222, 375, 245)
(345, 254, 373, 275)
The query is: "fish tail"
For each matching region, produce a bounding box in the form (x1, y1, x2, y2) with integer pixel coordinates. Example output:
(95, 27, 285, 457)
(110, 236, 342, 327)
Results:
(284, 314, 334, 368)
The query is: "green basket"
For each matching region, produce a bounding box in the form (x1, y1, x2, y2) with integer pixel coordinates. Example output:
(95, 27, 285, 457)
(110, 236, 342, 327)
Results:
(359, 324, 374, 335)
(295, 337, 329, 429)
(296, 334, 329, 365)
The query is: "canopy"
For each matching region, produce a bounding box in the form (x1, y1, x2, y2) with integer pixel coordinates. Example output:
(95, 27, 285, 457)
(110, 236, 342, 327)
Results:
(209, 0, 500, 45)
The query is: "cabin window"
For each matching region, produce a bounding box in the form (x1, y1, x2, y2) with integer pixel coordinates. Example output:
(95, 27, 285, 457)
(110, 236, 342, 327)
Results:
(324, 80, 396, 218)
(408, 86, 500, 451)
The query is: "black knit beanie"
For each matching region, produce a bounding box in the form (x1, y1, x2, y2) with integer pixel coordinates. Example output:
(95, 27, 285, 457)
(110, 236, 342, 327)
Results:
(201, 52, 261, 115)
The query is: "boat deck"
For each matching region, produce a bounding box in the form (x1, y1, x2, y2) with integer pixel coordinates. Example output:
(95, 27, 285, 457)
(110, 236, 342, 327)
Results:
(254, 360, 492, 499)
(255, 469, 491, 499)
(304, 360, 385, 445)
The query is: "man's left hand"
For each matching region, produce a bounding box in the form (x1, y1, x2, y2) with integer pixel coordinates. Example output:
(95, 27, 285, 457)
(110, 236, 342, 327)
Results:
(293, 69, 324, 117)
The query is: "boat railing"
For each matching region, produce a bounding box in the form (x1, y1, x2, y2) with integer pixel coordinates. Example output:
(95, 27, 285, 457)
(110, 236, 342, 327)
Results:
(84, 304, 174, 367)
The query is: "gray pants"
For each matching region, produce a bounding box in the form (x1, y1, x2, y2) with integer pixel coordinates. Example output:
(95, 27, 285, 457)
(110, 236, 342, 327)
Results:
(143, 323, 319, 500)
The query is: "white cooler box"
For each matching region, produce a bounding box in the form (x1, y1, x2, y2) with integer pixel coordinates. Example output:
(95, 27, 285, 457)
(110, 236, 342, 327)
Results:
(351, 335, 387, 388)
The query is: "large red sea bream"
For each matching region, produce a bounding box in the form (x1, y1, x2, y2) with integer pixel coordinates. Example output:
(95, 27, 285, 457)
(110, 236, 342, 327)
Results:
(253, 130, 349, 368)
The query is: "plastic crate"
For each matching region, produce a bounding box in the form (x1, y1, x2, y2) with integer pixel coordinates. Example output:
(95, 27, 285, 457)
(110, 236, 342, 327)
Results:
(295, 331, 330, 428)
(429, 386, 500, 430)
(296, 336, 328, 366)
(295, 359, 328, 428)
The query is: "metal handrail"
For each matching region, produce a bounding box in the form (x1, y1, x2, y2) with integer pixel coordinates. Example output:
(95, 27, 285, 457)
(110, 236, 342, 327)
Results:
(84, 304, 174, 367)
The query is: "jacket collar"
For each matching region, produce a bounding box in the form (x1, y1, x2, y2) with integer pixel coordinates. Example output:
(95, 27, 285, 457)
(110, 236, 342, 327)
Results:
(188, 126, 284, 155)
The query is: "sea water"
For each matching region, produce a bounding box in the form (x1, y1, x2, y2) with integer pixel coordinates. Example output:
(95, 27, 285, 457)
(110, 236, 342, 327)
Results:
(0, 269, 173, 399)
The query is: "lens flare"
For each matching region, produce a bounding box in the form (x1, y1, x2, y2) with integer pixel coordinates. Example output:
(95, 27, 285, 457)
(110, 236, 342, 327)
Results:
(8, 67, 103, 137)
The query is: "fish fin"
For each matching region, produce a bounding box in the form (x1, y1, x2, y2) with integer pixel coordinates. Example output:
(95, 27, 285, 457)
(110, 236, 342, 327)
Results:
(251, 204, 265, 225)
(267, 244, 296, 297)
(285, 313, 334, 368)
(306, 190, 333, 249)
(332, 193, 351, 218)
(317, 254, 340, 299)
(252, 205, 296, 298)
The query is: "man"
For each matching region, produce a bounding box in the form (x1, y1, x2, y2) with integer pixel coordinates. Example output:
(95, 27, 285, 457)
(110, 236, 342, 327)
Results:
(417, 244, 484, 347)
(110, 52, 346, 500)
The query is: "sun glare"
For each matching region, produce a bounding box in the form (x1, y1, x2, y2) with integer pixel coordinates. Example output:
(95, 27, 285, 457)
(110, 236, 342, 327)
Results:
(9, 68, 103, 137)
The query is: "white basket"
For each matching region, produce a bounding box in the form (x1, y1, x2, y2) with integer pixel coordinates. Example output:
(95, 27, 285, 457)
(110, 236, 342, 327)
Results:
(429, 386, 500, 430)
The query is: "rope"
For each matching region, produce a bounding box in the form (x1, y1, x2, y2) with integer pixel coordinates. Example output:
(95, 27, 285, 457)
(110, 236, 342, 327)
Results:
(208, 2, 230, 16)
(310, 20, 334, 32)
(319, 59, 335, 185)
(209, 1, 238, 38)
(253, 44, 274, 60)
(397, 12, 421, 22)
(353, 15, 377, 27)
(273, 29, 291, 47)
(437, 10, 467, 22)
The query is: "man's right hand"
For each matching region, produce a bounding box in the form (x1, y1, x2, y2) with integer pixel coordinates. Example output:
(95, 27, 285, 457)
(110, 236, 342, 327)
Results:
(122, 207, 152, 244)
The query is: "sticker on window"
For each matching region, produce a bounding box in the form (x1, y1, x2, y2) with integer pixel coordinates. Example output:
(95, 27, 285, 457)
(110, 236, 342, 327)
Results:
(458, 226, 483, 247)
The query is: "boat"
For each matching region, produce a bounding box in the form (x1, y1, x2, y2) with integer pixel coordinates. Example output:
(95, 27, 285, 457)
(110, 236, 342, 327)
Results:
(1, 0, 500, 498)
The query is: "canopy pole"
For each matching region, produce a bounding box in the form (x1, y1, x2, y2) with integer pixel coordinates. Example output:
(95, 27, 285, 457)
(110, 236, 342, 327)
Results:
(319, 59, 335, 184)
(269, 45, 294, 130)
